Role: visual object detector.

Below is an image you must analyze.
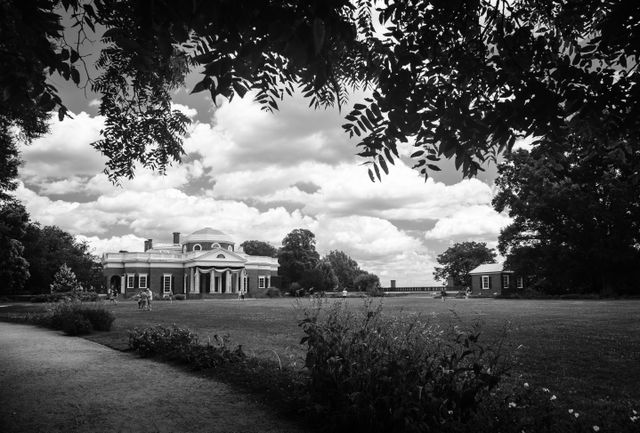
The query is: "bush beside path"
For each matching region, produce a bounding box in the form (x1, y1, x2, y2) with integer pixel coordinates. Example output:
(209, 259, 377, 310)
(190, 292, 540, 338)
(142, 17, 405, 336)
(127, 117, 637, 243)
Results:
(0, 322, 308, 433)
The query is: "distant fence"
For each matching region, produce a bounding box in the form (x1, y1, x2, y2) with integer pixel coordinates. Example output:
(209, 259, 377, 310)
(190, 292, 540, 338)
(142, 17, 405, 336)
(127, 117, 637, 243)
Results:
(382, 286, 448, 292)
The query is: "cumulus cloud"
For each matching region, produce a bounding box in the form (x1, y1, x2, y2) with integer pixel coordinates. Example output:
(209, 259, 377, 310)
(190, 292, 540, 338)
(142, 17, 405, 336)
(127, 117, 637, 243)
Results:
(424, 205, 511, 240)
(21, 111, 107, 181)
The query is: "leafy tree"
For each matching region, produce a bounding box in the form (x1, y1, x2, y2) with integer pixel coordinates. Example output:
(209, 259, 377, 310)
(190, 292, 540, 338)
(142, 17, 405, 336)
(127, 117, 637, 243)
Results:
(3, 1, 638, 185)
(50, 263, 81, 294)
(0, 199, 30, 293)
(433, 242, 496, 287)
(354, 272, 381, 295)
(300, 258, 339, 293)
(21, 225, 100, 293)
(493, 138, 640, 295)
(240, 240, 278, 258)
(325, 250, 361, 290)
(278, 229, 320, 287)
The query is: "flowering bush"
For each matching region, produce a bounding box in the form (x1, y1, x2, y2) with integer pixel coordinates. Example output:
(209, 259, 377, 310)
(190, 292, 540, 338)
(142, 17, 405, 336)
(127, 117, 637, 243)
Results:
(298, 300, 508, 433)
(128, 325, 246, 369)
(453, 382, 639, 433)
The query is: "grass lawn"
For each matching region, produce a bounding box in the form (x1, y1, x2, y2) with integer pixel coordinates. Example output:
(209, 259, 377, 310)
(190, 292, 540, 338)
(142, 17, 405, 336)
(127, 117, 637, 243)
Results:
(3, 296, 639, 413)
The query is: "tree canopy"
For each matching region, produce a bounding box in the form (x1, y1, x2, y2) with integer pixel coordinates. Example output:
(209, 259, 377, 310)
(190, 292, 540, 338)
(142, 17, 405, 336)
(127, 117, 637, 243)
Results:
(3, 0, 638, 184)
(493, 139, 640, 295)
(0, 200, 30, 293)
(21, 224, 102, 293)
(433, 241, 496, 287)
(277, 228, 320, 287)
(325, 250, 361, 290)
(240, 240, 278, 258)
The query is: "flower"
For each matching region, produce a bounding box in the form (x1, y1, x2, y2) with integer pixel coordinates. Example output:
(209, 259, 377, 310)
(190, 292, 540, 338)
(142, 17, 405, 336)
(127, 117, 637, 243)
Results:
(593, 426, 599, 432)
(568, 409, 574, 414)
(630, 416, 637, 422)
(574, 412, 580, 418)
(633, 409, 638, 415)
(542, 387, 550, 393)
(524, 383, 530, 389)
(448, 410, 453, 415)
(508, 402, 517, 408)
(550, 395, 557, 401)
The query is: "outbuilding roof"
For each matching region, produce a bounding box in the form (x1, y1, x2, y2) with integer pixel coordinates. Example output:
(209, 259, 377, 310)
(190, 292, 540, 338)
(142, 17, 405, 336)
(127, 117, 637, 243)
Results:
(469, 263, 512, 274)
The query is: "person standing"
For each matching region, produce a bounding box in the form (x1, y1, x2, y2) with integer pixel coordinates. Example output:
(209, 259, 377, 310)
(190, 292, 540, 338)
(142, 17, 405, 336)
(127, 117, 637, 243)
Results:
(145, 288, 153, 311)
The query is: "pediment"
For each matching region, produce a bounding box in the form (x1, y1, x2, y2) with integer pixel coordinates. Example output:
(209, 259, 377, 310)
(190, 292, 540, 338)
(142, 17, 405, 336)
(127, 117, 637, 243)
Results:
(188, 247, 247, 263)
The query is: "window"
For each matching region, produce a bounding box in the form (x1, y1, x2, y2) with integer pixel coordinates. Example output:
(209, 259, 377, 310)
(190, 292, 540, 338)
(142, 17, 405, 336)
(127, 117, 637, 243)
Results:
(216, 254, 225, 259)
(517, 277, 524, 289)
(162, 274, 172, 294)
(138, 274, 148, 289)
(127, 274, 135, 289)
(502, 274, 510, 289)
(193, 244, 202, 251)
(228, 245, 233, 251)
(212, 243, 220, 249)
(481, 275, 490, 290)
(258, 276, 266, 289)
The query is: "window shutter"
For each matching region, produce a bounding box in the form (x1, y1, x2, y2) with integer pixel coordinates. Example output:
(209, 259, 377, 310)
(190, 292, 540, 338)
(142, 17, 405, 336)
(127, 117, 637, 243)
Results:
(488, 276, 492, 289)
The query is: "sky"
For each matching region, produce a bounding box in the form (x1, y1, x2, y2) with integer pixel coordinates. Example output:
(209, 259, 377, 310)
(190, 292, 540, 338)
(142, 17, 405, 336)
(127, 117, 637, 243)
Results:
(14, 72, 513, 287)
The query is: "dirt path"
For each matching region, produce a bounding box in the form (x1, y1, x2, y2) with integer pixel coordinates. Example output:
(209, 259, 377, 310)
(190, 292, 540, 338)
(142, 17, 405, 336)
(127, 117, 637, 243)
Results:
(0, 322, 308, 433)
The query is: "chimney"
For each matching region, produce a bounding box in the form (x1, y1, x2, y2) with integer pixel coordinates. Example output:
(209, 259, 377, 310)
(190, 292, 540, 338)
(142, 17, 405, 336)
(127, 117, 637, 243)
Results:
(144, 240, 149, 251)
(173, 232, 180, 244)
(147, 238, 153, 251)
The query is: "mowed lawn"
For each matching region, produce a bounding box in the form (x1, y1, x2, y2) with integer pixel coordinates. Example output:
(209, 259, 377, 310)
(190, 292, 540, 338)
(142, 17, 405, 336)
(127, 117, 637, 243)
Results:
(4, 296, 640, 410)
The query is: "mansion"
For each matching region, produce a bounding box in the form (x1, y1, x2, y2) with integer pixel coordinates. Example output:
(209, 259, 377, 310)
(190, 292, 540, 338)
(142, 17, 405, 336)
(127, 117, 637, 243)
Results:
(102, 228, 279, 298)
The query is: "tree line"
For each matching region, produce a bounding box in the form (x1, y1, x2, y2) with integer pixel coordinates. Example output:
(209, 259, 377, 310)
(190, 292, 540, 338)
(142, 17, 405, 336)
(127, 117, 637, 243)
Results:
(0, 201, 102, 295)
(242, 229, 380, 295)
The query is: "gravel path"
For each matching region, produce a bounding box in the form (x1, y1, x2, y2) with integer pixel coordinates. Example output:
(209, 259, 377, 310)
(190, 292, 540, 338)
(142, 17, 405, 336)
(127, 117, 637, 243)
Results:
(0, 322, 308, 433)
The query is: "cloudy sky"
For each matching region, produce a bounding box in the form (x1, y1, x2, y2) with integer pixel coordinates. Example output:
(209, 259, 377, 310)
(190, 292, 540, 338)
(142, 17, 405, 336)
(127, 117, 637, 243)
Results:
(15, 72, 512, 287)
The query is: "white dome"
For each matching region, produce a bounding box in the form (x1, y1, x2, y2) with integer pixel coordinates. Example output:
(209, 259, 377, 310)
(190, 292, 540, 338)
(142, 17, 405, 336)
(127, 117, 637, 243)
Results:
(183, 227, 234, 244)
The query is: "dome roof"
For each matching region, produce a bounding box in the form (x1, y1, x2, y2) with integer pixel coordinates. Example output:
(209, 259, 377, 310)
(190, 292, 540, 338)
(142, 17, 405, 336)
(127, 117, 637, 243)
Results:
(183, 227, 234, 244)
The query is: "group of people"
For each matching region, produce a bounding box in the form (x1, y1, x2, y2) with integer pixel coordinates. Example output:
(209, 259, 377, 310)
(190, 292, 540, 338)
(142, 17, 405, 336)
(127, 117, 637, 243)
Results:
(135, 288, 154, 311)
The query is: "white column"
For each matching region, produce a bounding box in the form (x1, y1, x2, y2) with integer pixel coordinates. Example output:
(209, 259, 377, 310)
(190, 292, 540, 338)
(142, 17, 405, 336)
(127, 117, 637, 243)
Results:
(183, 274, 187, 294)
(195, 268, 200, 293)
(240, 270, 245, 293)
(120, 275, 125, 293)
(226, 270, 231, 293)
(209, 270, 214, 294)
(190, 268, 195, 293)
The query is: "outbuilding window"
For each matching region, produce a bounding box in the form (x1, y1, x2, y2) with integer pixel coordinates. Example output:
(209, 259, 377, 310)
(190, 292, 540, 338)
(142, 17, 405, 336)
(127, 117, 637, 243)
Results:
(126, 274, 135, 289)
(517, 277, 524, 289)
(502, 274, 510, 289)
(481, 275, 490, 290)
(258, 276, 266, 289)
(138, 274, 148, 289)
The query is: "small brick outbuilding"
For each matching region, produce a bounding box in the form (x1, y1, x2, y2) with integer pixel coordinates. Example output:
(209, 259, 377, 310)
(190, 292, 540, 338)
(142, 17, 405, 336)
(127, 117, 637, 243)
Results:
(469, 263, 525, 297)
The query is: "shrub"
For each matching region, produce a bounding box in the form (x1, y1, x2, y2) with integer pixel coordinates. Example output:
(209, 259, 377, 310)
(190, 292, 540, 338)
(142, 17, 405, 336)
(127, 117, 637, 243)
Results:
(78, 291, 99, 302)
(81, 307, 115, 331)
(128, 325, 246, 368)
(265, 287, 282, 298)
(47, 302, 115, 334)
(174, 294, 185, 301)
(298, 300, 508, 433)
(61, 314, 93, 335)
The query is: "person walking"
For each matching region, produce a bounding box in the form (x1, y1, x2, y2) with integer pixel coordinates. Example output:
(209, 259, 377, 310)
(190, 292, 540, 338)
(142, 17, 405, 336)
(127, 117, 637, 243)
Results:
(441, 288, 447, 302)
